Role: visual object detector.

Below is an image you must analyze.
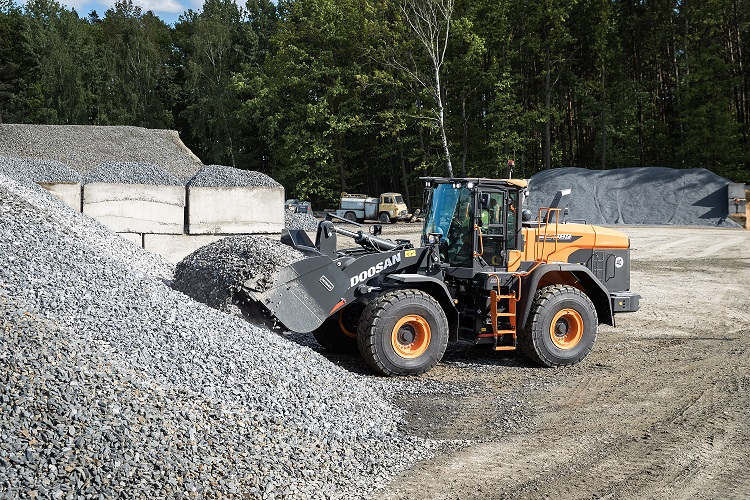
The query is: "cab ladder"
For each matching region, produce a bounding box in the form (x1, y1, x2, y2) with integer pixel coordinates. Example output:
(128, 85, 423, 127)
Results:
(490, 286, 518, 351)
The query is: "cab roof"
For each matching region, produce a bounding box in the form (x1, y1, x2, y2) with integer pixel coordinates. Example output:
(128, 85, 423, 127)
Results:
(421, 177, 528, 189)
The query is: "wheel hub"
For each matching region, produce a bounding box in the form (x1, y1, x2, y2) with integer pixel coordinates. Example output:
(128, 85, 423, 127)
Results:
(555, 319, 569, 336)
(390, 314, 431, 359)
(549, 308, 583, 350)
(397, 325, 416, 345)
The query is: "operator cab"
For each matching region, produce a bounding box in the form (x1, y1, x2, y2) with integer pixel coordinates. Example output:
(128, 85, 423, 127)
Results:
(421, 177, 527, 278)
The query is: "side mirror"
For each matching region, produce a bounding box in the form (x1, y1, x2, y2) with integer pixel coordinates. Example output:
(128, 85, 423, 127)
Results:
(522, 209, 533, 222)
(370, 224, 382, 236)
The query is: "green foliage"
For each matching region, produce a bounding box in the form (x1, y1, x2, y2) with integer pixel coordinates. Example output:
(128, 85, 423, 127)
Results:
(0, 0, 748, 191)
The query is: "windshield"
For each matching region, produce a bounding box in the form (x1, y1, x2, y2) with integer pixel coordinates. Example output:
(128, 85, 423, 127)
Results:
(394, 195, 404, 204)
(422, 184, 474, 267)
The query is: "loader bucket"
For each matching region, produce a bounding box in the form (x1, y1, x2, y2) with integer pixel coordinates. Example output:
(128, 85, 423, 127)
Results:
(242, 254, 348, 334)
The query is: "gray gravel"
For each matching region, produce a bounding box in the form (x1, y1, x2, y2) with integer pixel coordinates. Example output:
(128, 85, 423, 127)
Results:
(0, 173, 436, 498)
(83, 161, 182, 185)
(172, 235, 305, 313)
(285, 211, 320, 231)
(0, 156, 81, 184)
(0, 124, 203, 182)
(527, 167, 741, 227)
(187, 164, 281, 187)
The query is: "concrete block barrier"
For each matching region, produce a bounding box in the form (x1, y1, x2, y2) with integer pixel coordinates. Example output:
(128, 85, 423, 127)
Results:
(143, 234, 228, 263)
(187, 185, 284, 234)
(117, 232, 144, 246)
(37, 182, 81, 212)
(83, 183, 185, 234)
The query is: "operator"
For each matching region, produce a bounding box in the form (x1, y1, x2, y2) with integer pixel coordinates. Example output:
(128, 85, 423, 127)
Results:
(445, 198, 473, 265)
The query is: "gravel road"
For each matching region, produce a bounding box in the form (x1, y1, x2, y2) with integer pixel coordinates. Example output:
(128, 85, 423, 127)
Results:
(373, 225, 750, 499)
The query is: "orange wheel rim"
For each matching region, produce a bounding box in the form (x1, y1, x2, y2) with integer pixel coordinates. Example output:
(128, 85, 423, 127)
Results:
(391, 315, 431, 359)
(339, 313, 358, 338)
(549, 308, 583, 349)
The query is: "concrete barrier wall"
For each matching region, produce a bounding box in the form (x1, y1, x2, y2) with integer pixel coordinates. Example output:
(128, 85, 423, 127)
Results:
(143, 234, 228, 263)
(38, 182, 81, 212)
(117, 232, 144, 246)
(187, 185, 284, 234)
(83, 183, 185, 234)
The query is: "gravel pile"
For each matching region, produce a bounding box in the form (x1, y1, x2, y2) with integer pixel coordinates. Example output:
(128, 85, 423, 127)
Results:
(0, 173, 434, 498)
(527, 167, 741, 227)
(83, 161, 182, 185)
(187, 164, 281, 187)
(0, 156, 81, 184)
(0, 124, 202, 182)
(285, 211, 320, 231)
(171, 236, 305, 313)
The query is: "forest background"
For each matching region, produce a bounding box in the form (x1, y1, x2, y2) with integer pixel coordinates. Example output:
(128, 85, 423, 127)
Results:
(1, 0, 748, 208)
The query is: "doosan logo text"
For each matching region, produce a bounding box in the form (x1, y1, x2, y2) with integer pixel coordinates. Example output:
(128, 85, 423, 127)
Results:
(350, 253, 402, 287)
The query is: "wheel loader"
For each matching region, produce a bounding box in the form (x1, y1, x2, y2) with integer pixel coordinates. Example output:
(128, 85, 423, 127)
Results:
(242, 177, 640, 376)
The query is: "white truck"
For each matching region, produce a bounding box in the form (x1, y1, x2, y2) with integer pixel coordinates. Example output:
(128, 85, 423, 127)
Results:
(335, 192, 411, 223)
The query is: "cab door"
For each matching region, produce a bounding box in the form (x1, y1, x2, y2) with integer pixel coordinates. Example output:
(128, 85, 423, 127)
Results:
(478, 191, 507, 268)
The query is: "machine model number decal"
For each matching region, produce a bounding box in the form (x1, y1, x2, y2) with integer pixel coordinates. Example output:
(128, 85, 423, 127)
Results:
(615, 256, 624, 268)
(319, 275, 335, 291)
(536, 234, 581, 242)
(405, 250, 417, 257)
(350, 253, 402, 287)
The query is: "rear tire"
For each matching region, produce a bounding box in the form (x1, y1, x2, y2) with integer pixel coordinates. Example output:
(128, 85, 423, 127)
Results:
(358, 289, 448, 376)
(378, 212, 391, 224)
(518, 284, 598, 367)
(344, 211, 357, 223)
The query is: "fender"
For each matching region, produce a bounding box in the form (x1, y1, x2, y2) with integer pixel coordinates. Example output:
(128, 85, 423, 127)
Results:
(517, 263, 614, 331)
(382, 274, 459, 342)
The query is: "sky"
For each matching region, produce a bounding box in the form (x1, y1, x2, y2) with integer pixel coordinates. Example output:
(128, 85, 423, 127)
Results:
(60, 0, 216, 24)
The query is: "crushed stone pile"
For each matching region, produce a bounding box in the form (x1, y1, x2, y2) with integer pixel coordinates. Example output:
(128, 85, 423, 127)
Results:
(172, 236, 304, 313)
(527, 167, 740, 227)
(0, 156, 81, 184)
(285, 211, 320, 231)
(83, 161, 182, 185)
(187, 164, 281, 187)
(0, 124, 202, 182)
(0, 174, 436, 498)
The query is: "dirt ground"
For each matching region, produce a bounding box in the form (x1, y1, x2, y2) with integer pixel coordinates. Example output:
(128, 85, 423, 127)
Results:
(344, 224, 750, 499)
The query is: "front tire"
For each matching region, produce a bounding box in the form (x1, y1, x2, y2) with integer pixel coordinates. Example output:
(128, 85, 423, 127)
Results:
(518, 285, 598, 367)
(358, 289, 448, 376)
(378, 212, 391, 224)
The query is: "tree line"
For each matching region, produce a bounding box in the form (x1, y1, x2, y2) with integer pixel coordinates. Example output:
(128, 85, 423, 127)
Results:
(1, 0, 748, 207)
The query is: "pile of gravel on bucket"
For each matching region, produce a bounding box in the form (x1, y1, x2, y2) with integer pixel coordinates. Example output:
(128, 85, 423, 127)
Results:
(285, 211, 320, 231)
(0, 124, 202, 182)
(0, 174, 434, 498)
(527, 167, 741, 227)
(0, 156, 81, 184)
(187, 164, 281, 187)
(171, 235, 304, 313)
(83, 161, 182, 185)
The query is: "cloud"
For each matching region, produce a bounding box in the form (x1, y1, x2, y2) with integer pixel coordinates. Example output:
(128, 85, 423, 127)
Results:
(132, 0, 186, 14)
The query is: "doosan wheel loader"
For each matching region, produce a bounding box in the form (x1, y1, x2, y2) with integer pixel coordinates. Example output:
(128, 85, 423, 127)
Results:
(242, 177, 640, 376)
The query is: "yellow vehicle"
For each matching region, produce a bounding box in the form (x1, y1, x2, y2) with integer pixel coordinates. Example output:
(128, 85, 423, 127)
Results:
(335, 192, 411, 223)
